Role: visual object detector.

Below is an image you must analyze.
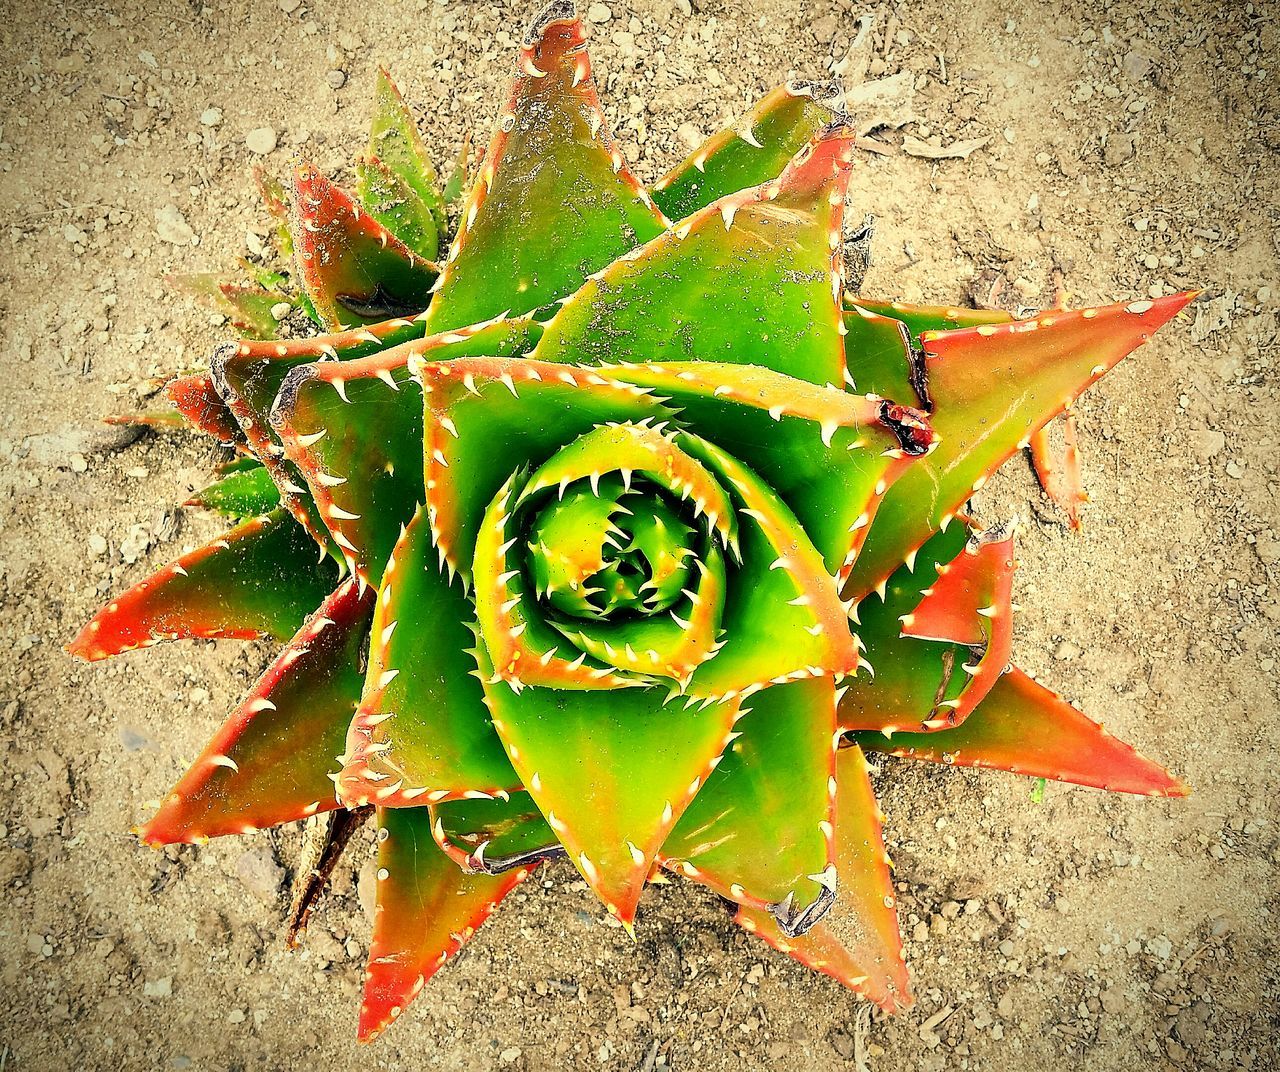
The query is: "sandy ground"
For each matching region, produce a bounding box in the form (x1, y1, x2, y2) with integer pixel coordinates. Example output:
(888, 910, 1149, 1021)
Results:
(1, 0, 1277, 1069)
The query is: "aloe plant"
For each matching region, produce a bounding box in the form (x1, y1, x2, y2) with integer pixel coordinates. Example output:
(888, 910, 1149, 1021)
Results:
(69, 2, 1193, 1042)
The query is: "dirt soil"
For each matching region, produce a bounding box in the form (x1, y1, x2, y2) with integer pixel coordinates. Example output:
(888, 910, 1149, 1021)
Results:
(1, 0, 1277, 1068)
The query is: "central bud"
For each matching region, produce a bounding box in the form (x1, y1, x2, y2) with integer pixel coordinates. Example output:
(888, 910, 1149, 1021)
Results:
(526, 475, 695, 622)
(473, 422, 736, 690)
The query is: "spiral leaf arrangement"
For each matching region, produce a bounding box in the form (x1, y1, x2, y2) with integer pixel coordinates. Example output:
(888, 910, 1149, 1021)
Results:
(70, 2, 1193, 1042)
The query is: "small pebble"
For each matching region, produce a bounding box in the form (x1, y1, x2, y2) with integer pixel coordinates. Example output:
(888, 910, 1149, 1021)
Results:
(143, 977, 173, 999)
(246, 127, 278, 155)
(200, 107, 223, 127)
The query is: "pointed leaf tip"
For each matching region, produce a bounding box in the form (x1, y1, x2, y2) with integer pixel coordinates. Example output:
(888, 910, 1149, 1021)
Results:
(358, 807, 530, 1042)
(733, 743, 909, 1011)
(68, 510, 338, 662)
(858, 667, 1189, 798)
(422, 0, 665, 332)
(480, 642, 740, 926)
(846, 290, 1198, 600)
(135, 577, 373, 846)
(291, 164, 437, 330)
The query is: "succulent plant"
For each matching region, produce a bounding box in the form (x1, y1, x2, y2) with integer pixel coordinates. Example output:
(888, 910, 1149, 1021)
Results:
(69, 1, 1194, 1043)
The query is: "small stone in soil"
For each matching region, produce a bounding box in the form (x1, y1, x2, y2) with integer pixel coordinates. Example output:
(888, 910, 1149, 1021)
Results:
(246, 127, 278, 155)
(234, 846, 285, 904)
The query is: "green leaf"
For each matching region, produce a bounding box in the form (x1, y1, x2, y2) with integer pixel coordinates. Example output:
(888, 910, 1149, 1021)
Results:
(337, 505, 519, 809)
(844, 293, 1197, 600)
(473, 441, 731, 691)
(442, 131, 473, 204)
(272, 316, 543, 584)
(359, 806, 531, 1042)
(679, 434, 860, 698)
(136, 577, 373, 844)
(68, 509, 338, 661)
(662, 676, 837, 931)
(170, 273, 282, 340)
(355, 153, 440, 262)
(253, 164, 294, 256)
(477, 642, 740, 928)
(429, 791, 560, 874)
(856, 666, 1188, 797)
(420, 8, 667, 332)
(416, 356, 669, 582)
(840, 302, 921, 404)
(532, 125, 858, 387)
(289, 163, 437, 330)
(368, 68, 447, 236)
(838, 523, 1014, 734)
(524, 475, 727, 683)
(212, 315, 426, 552)
(849, 297, 1014, 343)
(734, 742, 910, 1011)
(652, 81, 838, 221)
(589, 360, 932, 578)
(188, 463, 280, 518)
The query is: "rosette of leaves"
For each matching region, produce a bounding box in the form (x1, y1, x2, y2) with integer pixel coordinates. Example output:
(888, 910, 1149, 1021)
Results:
(69, 2, 1194, 1042)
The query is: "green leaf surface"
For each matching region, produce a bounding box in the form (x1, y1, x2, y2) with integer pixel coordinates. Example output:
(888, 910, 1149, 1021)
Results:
(368, 68, 447, 235)
(479, 641, 740, 927)
(840, 303, 921, 404)
(838, 523, 1014, 734)
(473, 468, 649, 692)
(68, 509, 338, 661)
(533, 126, 858, 387)
(679, 435, 860, 698)
(272, 316, 543, 583)
(421, 8, 666, 332)
(417, 357, 669, 580)
(171, 272, 282, 340)
(213, 315, 427, 551)
(662, 676, 837, 929)
(188, 463, 281, 518)
(591, 361, 932, 578)
(253, 164, 294, 256)
(355, 153, 440, 262)
(136, 577, 373, 844)
(429, 791, 561, 873)
(849, 297, 1014, 343)
(474, 443, 731, 690)
(652, 81, 838, 221)
(338, 505, 519, 809)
